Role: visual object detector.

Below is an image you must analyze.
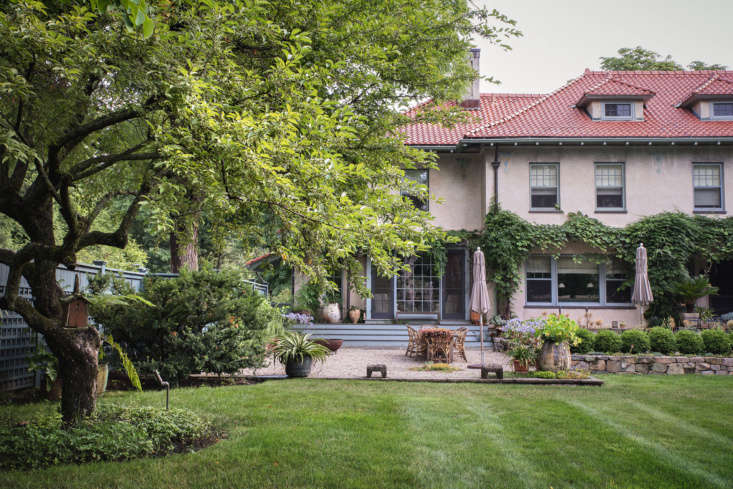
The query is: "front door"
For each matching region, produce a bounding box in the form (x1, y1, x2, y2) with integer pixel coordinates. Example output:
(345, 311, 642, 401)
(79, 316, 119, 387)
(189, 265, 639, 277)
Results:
(370, 265, 394, 319)
(442, 249, 466, 320)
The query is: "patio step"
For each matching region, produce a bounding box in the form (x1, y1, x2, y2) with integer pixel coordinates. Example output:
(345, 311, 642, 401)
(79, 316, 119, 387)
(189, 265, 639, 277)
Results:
(290, 323, 493, 348)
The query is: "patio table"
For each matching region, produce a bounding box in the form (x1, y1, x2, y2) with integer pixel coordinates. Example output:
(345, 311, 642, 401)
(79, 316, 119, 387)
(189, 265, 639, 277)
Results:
(419, 328, 455, 363)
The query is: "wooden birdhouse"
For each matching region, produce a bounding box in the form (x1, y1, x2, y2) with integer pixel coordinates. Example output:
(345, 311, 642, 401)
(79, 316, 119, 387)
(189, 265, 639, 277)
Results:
(64, 275, 90, 328)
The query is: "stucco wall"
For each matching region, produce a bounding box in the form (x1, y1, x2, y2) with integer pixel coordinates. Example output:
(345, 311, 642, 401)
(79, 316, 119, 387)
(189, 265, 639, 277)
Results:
(429, 154, 485, 231)
(492, 145, 731, 227)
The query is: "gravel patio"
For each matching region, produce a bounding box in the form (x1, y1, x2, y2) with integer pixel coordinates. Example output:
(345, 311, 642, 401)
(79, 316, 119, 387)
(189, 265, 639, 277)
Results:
(243, 347, 513, 380)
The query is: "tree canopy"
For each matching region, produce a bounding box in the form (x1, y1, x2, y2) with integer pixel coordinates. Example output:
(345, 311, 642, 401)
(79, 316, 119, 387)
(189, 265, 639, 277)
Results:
(0, 0, 519, 422)
(600, 46, 727, 71)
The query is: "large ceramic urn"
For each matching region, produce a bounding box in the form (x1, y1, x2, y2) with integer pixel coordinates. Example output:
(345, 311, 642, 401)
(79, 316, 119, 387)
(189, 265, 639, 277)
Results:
(537, 341, 571, 372)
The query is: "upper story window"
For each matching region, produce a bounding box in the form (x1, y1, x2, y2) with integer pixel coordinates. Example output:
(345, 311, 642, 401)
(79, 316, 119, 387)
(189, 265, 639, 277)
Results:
(529, 163, 559, 210)
(595, 163, 625, 210)
(402, 169, 429, 211)
(712, 102, 733, 119)
(602, 102, 633, 120)
(693, 163, 724, 212)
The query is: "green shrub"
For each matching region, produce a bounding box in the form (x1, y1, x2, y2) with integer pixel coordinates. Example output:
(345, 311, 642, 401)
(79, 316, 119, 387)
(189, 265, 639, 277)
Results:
(571, 329, 595, 354)
(593, 330, 622, 353)
(0, 405, 214, 470)
(648, 327, 677, 354)
(675, 330, 704, 354)
(701, 329, 731, 354)
(531, 371, 557, 379)
(90, 269, 283, 384)
(620, 329, 651, 353)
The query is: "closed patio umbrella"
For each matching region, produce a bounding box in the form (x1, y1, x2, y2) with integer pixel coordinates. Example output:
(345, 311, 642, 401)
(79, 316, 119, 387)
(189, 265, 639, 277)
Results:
(469, 247, 491, 366)
(632, 243, 654, 325)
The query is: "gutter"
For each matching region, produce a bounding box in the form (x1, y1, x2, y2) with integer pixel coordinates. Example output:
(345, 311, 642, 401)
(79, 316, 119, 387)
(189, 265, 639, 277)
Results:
(460, 137, 733, 146)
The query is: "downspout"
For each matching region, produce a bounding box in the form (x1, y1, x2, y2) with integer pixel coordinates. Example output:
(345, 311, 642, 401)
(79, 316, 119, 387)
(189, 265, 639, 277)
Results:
(491, 144, 500, 206)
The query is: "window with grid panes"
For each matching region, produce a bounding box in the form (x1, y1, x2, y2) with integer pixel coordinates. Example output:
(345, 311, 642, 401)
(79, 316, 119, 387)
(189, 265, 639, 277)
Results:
(595, 163, 625, 209)
(530, 163, 559, 209)
(693, 163, 723, 210)
(396, 254, 439, 314)
(712, 102, 733, 118)
(401, 169, 429, 211)
(526, 256, 552, 303)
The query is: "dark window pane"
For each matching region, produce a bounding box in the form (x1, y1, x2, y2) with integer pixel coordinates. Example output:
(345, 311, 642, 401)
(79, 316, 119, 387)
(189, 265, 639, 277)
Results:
(713, 103, 733, 117)
(527, 280, 551, 302)
(596, 190, 623, 208)
(531, 191, 557, 208)
(606, 279, 630, 303)
(558, 257, 599, 303)
(605, 103, 631, 117)
(694, 188, 721, 208)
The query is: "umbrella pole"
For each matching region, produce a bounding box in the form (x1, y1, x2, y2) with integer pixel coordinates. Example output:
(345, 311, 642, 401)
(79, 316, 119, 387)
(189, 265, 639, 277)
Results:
(480, 315, 484, 367)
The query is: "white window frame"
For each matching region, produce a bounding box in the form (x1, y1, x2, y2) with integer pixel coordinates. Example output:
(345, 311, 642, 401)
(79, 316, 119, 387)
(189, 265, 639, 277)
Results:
(601, 102, 635, 121)
(594, 162, 626, 212)
(711, 102, 733, 120)
(525, 255, 632, 307)
(692, 162, 725, 212)
(529, 162, 560, 211)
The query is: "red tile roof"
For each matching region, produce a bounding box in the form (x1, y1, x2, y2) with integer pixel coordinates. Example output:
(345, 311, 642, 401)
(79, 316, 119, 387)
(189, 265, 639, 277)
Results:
(402, 93, 544, 145)
(403, 70, 733, 144)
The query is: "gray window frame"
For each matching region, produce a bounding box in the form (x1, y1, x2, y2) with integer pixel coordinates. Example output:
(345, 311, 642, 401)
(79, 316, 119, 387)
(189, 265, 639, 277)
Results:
(692, 162, 725, 213)
(711, 102, 733, 120)
(529, 162, 560, 212)
(594, 162, 626, 212)
(601, 102, 635, 120)
(524, 255, 633, 307)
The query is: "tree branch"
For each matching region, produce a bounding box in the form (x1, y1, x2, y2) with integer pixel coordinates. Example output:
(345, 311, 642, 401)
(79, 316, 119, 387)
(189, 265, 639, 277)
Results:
(72, 147, 161, 181)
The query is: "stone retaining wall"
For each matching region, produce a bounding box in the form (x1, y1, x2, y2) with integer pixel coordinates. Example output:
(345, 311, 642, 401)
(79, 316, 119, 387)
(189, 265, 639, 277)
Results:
(571, 354, 733, 375)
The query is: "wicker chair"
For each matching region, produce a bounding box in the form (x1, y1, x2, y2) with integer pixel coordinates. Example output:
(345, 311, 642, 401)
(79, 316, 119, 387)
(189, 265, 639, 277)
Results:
(453, 327, 468, 362)
(406, 326, 426, 358)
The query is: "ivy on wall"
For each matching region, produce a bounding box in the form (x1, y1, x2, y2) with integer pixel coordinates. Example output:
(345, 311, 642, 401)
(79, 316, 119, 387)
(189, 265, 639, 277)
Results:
(442, 204, 733, 321)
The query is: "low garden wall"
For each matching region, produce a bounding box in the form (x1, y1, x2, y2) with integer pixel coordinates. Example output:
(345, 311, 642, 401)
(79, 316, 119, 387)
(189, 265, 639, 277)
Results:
(571, 354, 733, 375)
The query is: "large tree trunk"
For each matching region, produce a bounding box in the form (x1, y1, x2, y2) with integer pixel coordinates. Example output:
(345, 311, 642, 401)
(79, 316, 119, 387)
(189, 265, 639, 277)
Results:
(23, 259, 102, 424)
(170, 218, 199, 273)
(46, 328, 101, 424)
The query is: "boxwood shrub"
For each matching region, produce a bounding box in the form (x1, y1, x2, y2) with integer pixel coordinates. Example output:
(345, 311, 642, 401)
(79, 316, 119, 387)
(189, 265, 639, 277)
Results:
(593, 330, 622, 353)
(701, 329, 731, 354)
(0, 405, 216, 470)
(571, 328, 596, 354)
(648, 327, 677, 354)
(675, 330, 704, 354)
(620, 329, 651, 353)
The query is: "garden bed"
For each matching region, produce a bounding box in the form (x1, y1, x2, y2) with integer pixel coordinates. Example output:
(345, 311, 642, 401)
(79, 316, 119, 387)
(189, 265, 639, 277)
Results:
(572, 354, 733, 375)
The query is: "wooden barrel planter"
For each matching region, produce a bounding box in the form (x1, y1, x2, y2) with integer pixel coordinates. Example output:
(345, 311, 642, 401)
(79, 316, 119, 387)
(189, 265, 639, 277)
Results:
(537, 341, 571, 372)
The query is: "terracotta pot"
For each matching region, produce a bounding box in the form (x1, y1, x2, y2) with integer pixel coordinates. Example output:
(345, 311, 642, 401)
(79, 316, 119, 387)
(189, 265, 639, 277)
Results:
(314, 338, 343, 352)
(537, 341, 571, 372)
(348, 308, 361, 324)
(322, 303, 341, 324)
(470, 310, 480, 325)
(512, 359, 530, 373)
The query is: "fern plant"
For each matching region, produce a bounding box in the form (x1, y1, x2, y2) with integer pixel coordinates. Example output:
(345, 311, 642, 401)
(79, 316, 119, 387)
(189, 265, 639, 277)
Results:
(671, 276, 718, 313)
(272, 331, 329, 365)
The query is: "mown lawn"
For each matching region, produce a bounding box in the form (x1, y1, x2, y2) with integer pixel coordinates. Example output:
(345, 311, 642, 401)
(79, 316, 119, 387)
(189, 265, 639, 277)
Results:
(2, 375, 733, 489)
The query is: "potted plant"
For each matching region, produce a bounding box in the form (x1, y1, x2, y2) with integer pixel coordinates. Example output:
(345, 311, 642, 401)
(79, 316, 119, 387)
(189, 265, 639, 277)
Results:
(322, 287, 342, 324)
(672, 275, 718, 321)
(535, 314, 580, 372)
(348, 306, 361, 324)
(502, 318, 543, 373)
(272, 331, 330, 377)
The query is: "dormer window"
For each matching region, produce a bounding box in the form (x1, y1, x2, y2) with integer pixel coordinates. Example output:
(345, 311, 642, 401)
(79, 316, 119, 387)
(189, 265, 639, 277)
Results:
(603, 103, 633, 120)
(712, 102, 733, 119)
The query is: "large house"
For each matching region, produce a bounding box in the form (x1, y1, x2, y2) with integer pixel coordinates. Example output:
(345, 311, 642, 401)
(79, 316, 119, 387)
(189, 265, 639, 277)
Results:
(303, 50, 733, 326)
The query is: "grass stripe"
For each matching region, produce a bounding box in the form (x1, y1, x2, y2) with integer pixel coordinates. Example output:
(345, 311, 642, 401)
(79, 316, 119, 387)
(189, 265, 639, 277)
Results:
(567, 399, 729, 489)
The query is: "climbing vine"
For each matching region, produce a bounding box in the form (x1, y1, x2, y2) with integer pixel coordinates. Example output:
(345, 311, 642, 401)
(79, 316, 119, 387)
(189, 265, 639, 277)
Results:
(466, 204, 733, 320)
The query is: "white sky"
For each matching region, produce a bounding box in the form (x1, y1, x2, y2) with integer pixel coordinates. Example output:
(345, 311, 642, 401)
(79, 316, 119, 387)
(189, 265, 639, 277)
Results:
(473, 0, 733, 94)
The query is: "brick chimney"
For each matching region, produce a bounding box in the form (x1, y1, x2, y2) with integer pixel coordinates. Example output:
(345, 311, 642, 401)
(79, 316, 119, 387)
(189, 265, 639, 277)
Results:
(461, 48, 481, 109)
